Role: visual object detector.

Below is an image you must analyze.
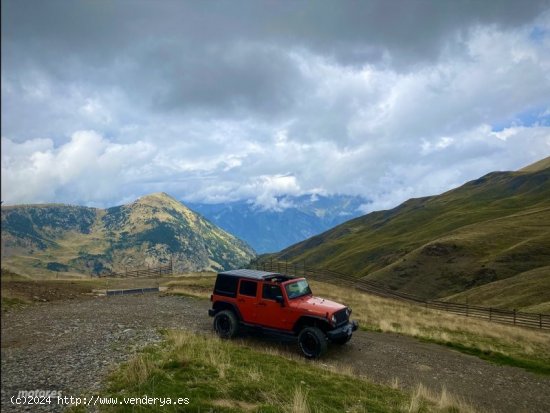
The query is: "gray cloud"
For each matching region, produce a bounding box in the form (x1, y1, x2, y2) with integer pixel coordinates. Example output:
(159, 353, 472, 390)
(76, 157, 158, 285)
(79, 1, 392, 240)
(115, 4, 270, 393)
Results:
(2, 0, 550, 209)
(4, 0, 548, 64)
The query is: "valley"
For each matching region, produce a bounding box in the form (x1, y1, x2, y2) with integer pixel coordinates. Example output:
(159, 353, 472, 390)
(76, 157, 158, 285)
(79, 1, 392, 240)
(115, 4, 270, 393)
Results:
(188, 194, 366, 253)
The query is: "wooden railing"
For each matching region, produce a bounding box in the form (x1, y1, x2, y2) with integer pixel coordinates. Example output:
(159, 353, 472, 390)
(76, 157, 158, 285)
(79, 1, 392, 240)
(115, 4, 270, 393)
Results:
(102, 262, 173, 278)
(250, 259, 550, 330)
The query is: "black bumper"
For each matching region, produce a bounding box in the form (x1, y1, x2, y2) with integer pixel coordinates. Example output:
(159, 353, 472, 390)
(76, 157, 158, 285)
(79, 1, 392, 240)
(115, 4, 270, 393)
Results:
(327, 320, 359, 340)
(208, 309, 216, 317)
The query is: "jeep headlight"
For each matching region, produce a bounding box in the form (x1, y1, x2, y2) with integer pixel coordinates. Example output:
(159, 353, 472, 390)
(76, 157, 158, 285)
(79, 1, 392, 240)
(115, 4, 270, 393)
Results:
(331, 314, 337, 325)
(346, 308, 351, 317)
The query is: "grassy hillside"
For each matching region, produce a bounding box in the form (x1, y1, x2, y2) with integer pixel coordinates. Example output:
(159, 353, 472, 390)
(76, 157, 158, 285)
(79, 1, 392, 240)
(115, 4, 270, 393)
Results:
(101, 329, 479, 413)
(272, 157, 550, 303)
(519, 156, 550, 172)
(445, 266, 550, 313)
(1, 193, 255, 276)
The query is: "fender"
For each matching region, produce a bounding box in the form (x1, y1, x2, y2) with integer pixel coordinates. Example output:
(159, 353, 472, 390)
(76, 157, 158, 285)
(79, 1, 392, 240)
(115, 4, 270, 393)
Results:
(211, 301, 243, 320)
(292, 315, 332, 334)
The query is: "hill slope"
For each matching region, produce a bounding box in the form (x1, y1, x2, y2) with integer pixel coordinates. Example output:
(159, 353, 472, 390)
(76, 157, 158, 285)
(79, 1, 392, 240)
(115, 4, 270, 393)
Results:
(1, 193, 255, 276)
(273, 157, 550, 303)
(444, 266, 550, 313)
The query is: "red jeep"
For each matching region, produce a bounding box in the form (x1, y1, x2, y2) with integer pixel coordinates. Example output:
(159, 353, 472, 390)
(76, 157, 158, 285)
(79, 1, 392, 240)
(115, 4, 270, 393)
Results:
(208, 269, 358, 358)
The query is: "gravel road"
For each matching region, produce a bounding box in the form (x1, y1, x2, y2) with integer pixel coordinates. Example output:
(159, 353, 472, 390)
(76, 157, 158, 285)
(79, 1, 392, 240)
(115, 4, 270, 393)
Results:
(2, 293, 549, 412)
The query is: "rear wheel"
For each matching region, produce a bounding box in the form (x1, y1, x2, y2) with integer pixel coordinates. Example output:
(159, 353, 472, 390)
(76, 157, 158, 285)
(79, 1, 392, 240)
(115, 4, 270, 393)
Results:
(298, 327, 327, 359)
(213, 310, 239, 339)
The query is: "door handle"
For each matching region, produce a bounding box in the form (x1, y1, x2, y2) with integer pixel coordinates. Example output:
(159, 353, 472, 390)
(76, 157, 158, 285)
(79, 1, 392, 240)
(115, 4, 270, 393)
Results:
(258, 302, 267, 306)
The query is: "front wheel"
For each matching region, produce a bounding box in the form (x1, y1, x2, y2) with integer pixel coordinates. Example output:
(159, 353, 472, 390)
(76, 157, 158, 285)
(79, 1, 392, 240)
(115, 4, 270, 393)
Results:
(213, 310, 239, 339)
(298, 327, 327, 359)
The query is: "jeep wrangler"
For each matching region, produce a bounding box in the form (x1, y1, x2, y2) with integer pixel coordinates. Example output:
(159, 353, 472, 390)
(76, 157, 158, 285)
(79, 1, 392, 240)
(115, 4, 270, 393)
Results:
(208, 269, 358, 358)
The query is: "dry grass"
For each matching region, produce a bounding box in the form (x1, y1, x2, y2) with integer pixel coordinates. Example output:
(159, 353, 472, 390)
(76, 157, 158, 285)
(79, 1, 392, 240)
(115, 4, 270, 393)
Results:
(164, 272, 216, 299)
(211, 399, 258, 411)
(118, 353, 158, 386)
(289, 386, 311, 413)
(390, 377, 401, 389)
(112, 330, 478, 413)
(402, 383, 479, 413)
(309, 280, 550, 364)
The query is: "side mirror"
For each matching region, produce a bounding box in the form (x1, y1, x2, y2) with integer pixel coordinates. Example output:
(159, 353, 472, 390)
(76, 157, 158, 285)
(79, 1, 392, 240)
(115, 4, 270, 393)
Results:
(275, 296, 285, 306)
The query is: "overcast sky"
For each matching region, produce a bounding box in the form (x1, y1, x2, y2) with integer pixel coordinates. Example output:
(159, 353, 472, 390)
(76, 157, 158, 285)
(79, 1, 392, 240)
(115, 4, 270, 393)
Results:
(2, 0, 550, 211)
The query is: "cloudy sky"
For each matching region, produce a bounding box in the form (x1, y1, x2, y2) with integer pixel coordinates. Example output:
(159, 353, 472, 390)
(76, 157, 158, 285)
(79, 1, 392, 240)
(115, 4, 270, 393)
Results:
(2, 0, 550, 211)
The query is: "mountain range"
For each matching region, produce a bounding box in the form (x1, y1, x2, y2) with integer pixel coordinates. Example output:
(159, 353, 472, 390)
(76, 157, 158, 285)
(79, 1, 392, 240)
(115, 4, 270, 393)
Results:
(270, 157, 550, 311)
(2, 157, 549, 312)
(188, 194, 366, 253)
(1, 193, 255, 276)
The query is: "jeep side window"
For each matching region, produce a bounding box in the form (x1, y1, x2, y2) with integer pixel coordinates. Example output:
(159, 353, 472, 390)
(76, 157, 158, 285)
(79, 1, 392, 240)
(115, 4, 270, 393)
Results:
(239, 280, 258, 297)
(262, 284, 283, 301)
(214, 274, 238, 297)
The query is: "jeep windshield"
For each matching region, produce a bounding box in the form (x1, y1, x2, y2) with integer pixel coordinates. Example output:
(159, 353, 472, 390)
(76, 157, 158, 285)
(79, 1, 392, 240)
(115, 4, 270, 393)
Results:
(284, 279, 312, 299)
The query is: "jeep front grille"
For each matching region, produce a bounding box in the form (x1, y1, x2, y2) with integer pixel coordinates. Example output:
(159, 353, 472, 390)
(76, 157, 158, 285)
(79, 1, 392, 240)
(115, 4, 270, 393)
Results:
(334, 309, 349, 326)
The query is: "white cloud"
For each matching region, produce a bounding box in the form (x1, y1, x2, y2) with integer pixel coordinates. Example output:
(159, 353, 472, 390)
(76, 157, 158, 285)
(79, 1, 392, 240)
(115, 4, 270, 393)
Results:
(359, 124, 550, 213)
(2, 7, 550, 213)
(249, 175, 301, 211)
(1, 131, 156, 205)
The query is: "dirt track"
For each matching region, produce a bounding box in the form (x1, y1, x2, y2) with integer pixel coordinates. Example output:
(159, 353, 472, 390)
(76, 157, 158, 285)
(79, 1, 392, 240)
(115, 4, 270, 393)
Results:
(2, 293, 550, 412)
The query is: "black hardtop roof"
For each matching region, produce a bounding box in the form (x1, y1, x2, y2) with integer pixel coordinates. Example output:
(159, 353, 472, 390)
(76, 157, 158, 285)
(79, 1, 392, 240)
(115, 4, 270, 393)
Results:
(218, 269, 285, 280)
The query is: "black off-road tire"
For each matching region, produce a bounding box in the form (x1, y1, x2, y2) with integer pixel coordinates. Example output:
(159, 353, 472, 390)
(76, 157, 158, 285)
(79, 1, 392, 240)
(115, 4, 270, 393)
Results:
(331, 335, 352, 345)
(298, 327, 327, 359)
(213, 310, 239, 339)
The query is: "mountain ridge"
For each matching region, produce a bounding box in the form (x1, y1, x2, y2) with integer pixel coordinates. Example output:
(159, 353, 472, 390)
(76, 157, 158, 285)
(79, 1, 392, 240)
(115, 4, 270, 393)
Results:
(1, 192, 255, 277)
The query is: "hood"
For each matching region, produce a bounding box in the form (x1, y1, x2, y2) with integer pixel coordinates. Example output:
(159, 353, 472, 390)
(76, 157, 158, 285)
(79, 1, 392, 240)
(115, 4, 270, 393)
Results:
(289, 295, 346, 315)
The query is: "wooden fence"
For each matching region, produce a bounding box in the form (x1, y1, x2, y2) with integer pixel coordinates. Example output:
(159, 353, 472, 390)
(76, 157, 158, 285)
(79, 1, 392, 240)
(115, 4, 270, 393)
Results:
(102, 262, 173, 278)
(250, 259, 550, 330)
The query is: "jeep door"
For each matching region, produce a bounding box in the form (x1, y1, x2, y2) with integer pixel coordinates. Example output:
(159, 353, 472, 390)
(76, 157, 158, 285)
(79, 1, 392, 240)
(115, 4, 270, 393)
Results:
(237, 279, 259, 323)
(259, 283, 292, 331)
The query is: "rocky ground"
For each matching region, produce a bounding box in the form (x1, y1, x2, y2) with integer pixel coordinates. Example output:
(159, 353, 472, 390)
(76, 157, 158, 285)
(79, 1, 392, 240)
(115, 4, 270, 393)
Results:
(2, 293, 549, 412)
